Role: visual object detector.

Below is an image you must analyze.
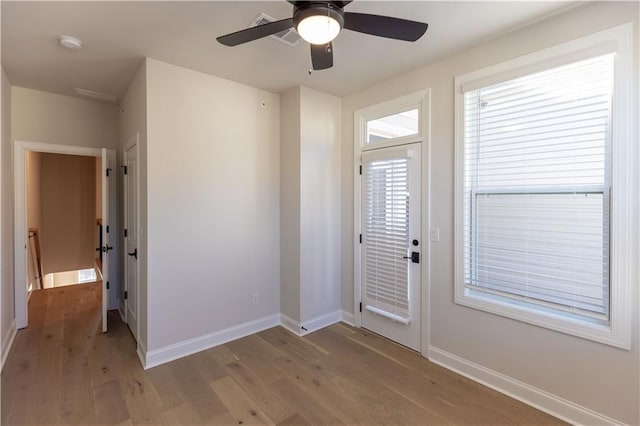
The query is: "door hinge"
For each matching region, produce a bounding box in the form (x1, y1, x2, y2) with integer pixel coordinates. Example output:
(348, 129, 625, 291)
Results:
(359, 165, 362, 175)
(359, 234, 362, 244)
(122, 165, 128, 175)
(106, 281, 110, 290)
(124, 228, 128, 238)
(106, 167, 112, 177)
(359, 302, 362, 312)
(124, 291, 128, 300)
(106, 225, 110, 233)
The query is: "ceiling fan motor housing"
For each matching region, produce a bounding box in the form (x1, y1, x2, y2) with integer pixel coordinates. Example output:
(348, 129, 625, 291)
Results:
(293, 2, 345, 33)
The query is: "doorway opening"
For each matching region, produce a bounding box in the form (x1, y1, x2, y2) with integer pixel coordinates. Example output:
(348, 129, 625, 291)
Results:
(25, 151, 102, 294)
(353, 91, 431, 355)
(14, 141, 116, 333)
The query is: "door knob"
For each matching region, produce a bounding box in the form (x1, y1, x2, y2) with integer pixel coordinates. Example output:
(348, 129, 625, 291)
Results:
(102, 245, 113, 253)
(128, 248, 137, 260)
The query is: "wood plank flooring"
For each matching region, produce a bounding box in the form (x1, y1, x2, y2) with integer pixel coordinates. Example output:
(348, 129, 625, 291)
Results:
(1, 283, 565, 425)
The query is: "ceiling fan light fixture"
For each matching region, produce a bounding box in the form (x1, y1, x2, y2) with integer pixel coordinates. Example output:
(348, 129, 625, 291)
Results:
(293, 3, 344, 45)
(297, 15, 341, 45)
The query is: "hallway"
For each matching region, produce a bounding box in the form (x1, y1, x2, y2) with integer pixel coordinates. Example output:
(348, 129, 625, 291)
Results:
(1, 282, 135, 424)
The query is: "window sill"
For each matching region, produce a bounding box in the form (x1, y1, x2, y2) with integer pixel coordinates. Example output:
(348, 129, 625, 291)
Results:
(455, 289, 630, 350)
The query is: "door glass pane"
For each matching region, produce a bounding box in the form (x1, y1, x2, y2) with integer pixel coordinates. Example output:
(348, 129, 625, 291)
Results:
(363, 157, 410, 320)
(367, 108, 419, 143)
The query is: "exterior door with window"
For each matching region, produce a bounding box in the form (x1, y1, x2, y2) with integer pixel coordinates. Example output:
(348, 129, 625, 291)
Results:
(361, 143, 421, 351)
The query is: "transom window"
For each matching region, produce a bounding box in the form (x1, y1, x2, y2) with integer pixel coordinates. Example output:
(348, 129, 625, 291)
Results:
(366, 108, 419, 144)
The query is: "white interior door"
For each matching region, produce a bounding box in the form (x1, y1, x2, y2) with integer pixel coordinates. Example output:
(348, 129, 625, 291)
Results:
(123, 142, 138, 340)
(101, 148, 116, 333)
(361, 143, 421, 350)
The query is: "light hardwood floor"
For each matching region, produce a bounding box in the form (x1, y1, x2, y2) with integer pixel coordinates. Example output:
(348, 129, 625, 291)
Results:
(2, 282, 565, 425)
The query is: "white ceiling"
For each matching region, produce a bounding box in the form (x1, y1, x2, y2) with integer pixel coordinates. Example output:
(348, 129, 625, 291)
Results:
(1, 1, 576, 100)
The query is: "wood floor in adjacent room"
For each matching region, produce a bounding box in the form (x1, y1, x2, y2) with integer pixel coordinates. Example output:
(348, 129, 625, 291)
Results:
(1, 283, 565, 425)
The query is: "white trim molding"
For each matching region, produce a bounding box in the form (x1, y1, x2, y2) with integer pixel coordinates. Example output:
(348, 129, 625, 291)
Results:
(340, 310, 355, 326)
(1, 320, 17, 371)
(453, 23, 635, 349)
(281, 311, 342, 337)
(429, 346, 624, 425)
(280, 313, 300, 336)
(143, 314, 280, 369)
(136, 341, 147, 370)
(13, 140, 102, 329)
(353, 89, 431, 357)
(300, 310, 341, 336)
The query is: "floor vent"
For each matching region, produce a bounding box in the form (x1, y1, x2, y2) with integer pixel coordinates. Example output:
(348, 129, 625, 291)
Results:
(251, 13, 301, 46)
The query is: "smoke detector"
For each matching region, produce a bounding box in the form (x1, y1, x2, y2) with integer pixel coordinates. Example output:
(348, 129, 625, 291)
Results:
(59, 35, 83, 50)
(251, 13, 301, 46)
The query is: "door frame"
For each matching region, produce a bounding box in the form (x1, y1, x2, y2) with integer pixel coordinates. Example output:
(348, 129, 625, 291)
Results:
(353, 90, 431, 356)
(13, 140, 102, 329)
(121, 134, 139, 341)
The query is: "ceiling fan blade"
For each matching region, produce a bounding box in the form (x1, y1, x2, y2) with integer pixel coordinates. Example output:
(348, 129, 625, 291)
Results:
(217, 18, 294, 46)
(311, 42, 333, 70)
(343, 12, 428, 42)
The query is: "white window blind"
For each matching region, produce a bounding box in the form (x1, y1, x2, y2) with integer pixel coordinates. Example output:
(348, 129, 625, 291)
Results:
(363, 158, 411, 321)
(463, 54, 613, 322)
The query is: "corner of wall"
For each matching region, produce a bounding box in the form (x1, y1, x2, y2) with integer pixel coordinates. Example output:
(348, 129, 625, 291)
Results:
(0, 319, 16, 371)
(1, 67, 16, 357)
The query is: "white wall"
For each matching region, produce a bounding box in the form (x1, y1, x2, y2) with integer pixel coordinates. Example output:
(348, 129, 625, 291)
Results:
(11, 87, 118, 150)
(1, 68, 15, 364)
(145, 58, 280, 351)
(341, 2, 639, 423)
(299, 87, 341, 324)
(279, 86, 342, 330)
(280, 87, 301, 323)
(118, 59, 148, 347)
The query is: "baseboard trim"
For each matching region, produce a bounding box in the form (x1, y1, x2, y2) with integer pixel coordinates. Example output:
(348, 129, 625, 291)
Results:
(280, 313, 301, 336)
(428, 346, 622, 426)
(143, 314, 280, 369)
(280, 311, 342, 336)
(137, 341, 147, 370)
(340, 310, 355, 326)
(1, 320, 17, 371)
(300, 310, 341, 336)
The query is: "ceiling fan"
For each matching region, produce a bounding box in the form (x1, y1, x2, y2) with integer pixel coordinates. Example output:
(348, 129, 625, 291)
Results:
(217, 1, 428, 71)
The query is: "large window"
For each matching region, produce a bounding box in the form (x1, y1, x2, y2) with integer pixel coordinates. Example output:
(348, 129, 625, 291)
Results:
(454, 25, 634, 348)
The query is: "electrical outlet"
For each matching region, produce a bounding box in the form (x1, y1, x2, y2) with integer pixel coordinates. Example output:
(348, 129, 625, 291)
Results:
(251, 293, 259, 305)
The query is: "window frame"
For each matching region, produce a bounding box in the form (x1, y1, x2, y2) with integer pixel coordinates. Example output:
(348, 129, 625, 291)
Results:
(454, 23, 634, 349)
(356, 92, 427, 152)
